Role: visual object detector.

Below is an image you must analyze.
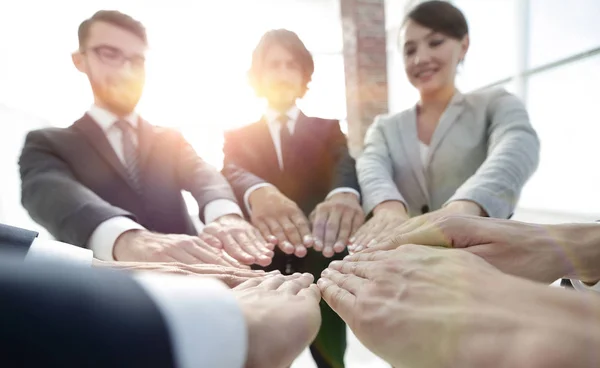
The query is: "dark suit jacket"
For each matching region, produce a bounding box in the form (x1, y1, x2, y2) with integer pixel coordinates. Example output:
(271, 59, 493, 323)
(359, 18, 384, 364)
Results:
(222, 112, 360, 217)
(19, 114, 237, 247)
(0, 223, 37, 260)
(0, 257, 176, 368)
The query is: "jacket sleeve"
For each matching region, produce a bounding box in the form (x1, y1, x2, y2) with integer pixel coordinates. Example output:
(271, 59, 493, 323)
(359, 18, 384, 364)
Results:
(19, 130, 135, 246)
(446, 90, 540, 218)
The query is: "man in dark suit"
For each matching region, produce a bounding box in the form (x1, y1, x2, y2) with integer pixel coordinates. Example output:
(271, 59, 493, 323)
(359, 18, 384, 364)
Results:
(19, 10, 274, 267)
(0, 224, 322, 368)
(222, 29, 364, 368)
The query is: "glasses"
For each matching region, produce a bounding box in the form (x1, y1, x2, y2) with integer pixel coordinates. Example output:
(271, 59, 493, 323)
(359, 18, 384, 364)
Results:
(84, 45, 146, 70)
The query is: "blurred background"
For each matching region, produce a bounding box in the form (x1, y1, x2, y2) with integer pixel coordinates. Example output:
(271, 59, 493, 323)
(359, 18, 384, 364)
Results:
(0, 1, 599, 365)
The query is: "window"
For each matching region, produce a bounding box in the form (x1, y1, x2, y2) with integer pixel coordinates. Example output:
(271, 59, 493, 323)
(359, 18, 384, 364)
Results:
(452, 0, 519, 90)
(528, 0, 600, 68)
(520, 55, 600, 215)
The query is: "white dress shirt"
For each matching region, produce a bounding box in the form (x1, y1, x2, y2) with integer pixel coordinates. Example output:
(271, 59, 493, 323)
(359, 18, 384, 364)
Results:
(419, 141, 429, 171)
(134, 274, 247, 368)
(86, 105, 243, 261)
(25, 237, 94, 267)
(243, 106, 360, 213)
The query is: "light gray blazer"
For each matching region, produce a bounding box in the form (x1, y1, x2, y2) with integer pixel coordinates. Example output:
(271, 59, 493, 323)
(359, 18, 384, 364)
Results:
(357, 88, 540, 219)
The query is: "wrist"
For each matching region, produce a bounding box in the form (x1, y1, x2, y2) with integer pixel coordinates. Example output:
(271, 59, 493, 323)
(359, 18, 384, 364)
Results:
(113, 229, 145, 260)
(444, 200, 484, 216)
(551, 223, 600, 282)
(373, 201, 407, 216)
(329, 192, 359, 203)
(248, 186, 279, 208)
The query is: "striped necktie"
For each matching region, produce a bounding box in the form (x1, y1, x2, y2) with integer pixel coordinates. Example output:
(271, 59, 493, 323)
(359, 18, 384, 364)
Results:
(114, 120, 141, 192)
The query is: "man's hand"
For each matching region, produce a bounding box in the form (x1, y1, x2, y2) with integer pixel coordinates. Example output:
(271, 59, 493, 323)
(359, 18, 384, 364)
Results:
(362, 214, 599, 284)
(351, 200, 484, 252)
(348, 201, 408, 252)
(113, 230, 244, 268)
(319, 245, 576, 368)
(310, 192, 364, 257)
(235, 273, 322, 368)
(249, 186, 313, 257)
(92, 259, 276, 288)
(203, 214, 275, 267)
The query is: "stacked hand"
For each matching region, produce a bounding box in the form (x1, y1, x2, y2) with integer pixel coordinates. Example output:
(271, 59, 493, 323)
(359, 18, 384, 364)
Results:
(349, 200, 409, 251)
(113, 215, 275, 268)
(203, 214, 275, 267)
(250, 187, 364, 258)
(93, 259, 276, 288)
(350, 200, 484, 252)
(310, 192, 364, 257)
(235, 273, 322, 368)
(318, 244, 596, 368)
(113, 229, 247, 267)
(360, 214, 597, 284)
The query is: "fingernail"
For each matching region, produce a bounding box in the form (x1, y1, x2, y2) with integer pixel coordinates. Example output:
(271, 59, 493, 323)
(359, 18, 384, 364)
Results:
(349, 237, 356, 243)
(355, 246, 364, 252)
(329, 261, 342, 268)
(321, 268, 329, 276)
(343, 254, 352, 260)
(303, 235, 313, 243)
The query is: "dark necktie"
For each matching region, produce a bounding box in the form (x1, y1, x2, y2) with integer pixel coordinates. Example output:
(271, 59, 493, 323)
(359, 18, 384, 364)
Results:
(114, 120, 141, 192)
(278, 114, 292, 171)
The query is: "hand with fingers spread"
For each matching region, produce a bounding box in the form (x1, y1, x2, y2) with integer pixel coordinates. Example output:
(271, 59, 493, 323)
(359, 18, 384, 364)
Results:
(113, 229, 245, 268)
(362, 214, 600, 285)
(318, 245, 600, 368)
(310, 192, 364, 258)
(349, 200, 408, 252)
(203, 214, 275, 267)
(93, 259, 278, 288)
(235, 273, 322, 368)
(248, 186, 313, 258)
(350, 200, 484, 253)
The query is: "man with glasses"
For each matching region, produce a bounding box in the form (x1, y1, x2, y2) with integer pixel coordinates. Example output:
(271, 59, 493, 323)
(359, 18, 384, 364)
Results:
(19, 10, 274, 268)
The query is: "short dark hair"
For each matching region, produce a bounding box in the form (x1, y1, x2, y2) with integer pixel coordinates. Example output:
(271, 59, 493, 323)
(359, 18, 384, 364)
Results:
(78, 10, 147, 49)
(248, 29, 315, 97)
(403, 1, 469, 40)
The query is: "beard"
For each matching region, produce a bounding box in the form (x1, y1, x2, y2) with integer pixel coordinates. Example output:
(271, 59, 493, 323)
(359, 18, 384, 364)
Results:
(89, 73, 145, 116)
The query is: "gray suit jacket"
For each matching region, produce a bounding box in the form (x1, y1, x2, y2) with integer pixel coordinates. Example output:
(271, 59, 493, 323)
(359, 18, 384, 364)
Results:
(357, 88, 540, 219)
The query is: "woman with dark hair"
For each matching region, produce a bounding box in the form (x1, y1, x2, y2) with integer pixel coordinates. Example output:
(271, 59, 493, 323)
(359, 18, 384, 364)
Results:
(351, 0, 540, 250)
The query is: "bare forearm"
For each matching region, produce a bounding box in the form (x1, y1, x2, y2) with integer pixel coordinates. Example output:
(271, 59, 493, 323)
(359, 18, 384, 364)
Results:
(546, 223, 600, 283)
(454, 274, 600, 368)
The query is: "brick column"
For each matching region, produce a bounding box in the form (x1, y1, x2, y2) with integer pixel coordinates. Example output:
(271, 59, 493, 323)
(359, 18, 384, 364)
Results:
(341, 0, 389, 157)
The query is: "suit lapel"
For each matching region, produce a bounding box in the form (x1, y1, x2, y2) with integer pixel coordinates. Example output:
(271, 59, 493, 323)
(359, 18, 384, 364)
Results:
(74, 114, 136, 190)
(426, 91, 466, 166)
(400, 109, 430, 202)
(136, 119, 155, 171)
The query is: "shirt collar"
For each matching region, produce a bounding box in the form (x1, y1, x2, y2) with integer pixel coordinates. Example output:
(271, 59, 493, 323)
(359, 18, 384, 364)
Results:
(87, 105, 139, 132)
(264, 105, 301, 125)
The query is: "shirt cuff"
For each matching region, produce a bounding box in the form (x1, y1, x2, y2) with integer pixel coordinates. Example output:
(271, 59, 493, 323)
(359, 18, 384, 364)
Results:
(243, 183, 275, 215)
(203, 199, 244, 224)
(133, 273, 247, 368)
(571, 279, 600, 293)
(25, 238, 93, 267)
(326, 187, 361, 201)
(88, 217, 145, 261)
